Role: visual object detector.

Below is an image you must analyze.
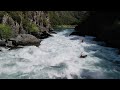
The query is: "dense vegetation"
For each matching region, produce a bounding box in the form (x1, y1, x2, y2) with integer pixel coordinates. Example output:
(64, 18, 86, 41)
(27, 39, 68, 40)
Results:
(0, 11, 50, 40)
(0, 11, 89, 39)
(48, 11, 88, 27)
(0, 24, 12, 39)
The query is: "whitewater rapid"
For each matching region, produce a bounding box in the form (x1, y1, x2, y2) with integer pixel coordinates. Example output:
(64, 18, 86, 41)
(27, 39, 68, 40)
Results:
(0, 29, 120, 79)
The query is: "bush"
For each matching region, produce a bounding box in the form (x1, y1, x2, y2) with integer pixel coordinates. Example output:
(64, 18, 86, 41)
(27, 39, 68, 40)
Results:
(22, 19, 39, 33)
(48, 11, 89, 26)
(0, 11, 7, 23)
(30, 23, 39, 32)
(7, 11, 22, 24)
(0, 24, 12, 39)
(43, 18, 49, 27)
(0, 11, 7, 17)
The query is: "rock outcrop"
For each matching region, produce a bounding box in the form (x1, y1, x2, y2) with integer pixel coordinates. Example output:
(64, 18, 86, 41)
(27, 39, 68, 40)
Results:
(10, 34, 41, 46)
(0, 11, 52, 48)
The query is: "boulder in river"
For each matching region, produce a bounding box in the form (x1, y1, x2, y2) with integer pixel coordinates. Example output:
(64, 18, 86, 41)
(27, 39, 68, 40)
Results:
(15, 34, 41, 46)
(10, 34, 41, 47)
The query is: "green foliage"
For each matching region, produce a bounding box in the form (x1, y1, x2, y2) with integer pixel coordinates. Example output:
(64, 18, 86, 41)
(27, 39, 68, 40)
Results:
(0, 11, 7, 17)
(30, 23, 39, 32)
(0, 24, 12, 39)
(49, 11, 88, 26)
(6, 11, 23, 24)
(43, 18, 49, 27)
(22, 19, 39, 33)
(0, 11, 7, 23)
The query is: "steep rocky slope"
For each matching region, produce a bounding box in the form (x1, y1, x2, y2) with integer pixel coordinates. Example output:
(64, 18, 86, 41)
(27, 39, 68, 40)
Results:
(0, 11, 52, 47)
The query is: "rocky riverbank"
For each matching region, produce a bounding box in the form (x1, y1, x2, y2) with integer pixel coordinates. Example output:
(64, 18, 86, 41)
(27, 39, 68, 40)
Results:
(0, 11, 53, 50)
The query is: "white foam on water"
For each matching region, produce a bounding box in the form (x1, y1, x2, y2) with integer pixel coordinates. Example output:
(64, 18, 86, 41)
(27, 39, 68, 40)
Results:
(0, 29, 120, 79)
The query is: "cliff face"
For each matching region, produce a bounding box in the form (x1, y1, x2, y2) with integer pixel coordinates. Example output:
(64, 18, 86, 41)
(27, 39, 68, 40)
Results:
(0, 11, 51, 39)
(0, 11, 52, 47)
(74, 11, 120, 49)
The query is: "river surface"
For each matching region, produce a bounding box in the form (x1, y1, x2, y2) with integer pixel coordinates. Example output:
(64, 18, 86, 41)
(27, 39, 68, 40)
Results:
(0, 29, 120, 79)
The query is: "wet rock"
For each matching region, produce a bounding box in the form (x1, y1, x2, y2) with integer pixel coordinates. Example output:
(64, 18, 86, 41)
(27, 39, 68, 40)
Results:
(0, 40, 6, 46)
(31, 31, 52, 39)
(15, 34, 41, 46)
(40, 31, 52, 39)
(6, 41, 13, 47)
(69, 31, 86, 36)
(8, 46, 23, 50)
(0, 34, 42, 49)
(49, 29, 57, 34)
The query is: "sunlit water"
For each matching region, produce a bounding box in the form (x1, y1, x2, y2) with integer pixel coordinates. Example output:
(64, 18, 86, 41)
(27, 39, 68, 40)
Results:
(0, 29, 120, 79)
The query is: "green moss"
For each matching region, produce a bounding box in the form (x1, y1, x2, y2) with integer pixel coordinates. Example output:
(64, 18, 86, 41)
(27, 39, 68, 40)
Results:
(0, 24, 12, 39)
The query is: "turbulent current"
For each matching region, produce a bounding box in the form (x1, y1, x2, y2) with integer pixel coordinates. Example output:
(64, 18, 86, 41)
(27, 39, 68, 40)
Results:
(0, 29, 120, 79)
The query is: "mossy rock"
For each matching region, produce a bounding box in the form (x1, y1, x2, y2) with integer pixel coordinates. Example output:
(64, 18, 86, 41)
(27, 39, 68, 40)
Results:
(0, 24, 12, 39)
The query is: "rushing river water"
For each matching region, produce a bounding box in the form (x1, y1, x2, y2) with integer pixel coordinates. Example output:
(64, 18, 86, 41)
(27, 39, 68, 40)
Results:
(0, 29, 120, 79)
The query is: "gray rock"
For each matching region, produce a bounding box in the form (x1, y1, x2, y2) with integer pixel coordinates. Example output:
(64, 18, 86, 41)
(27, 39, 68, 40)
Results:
(6, 41, 13, 47)
(0, 40, 6, 46)
(15, 34, 41, 46)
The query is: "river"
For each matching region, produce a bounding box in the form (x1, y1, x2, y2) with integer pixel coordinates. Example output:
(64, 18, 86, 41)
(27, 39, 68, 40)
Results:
(0, 29, 120, 79)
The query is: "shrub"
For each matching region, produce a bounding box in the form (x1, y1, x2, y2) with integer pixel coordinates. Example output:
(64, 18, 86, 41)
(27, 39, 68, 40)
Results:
(48, 11, 89, 26)
(0, 11, 7, 17)
(22, 19, 39, 33)
(0, 11, 7, 23)
(0, 24, 12, 39)
(30, 23, 39, 32)
(7, 11, 22, 24)
(43, 18, 49, 27)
